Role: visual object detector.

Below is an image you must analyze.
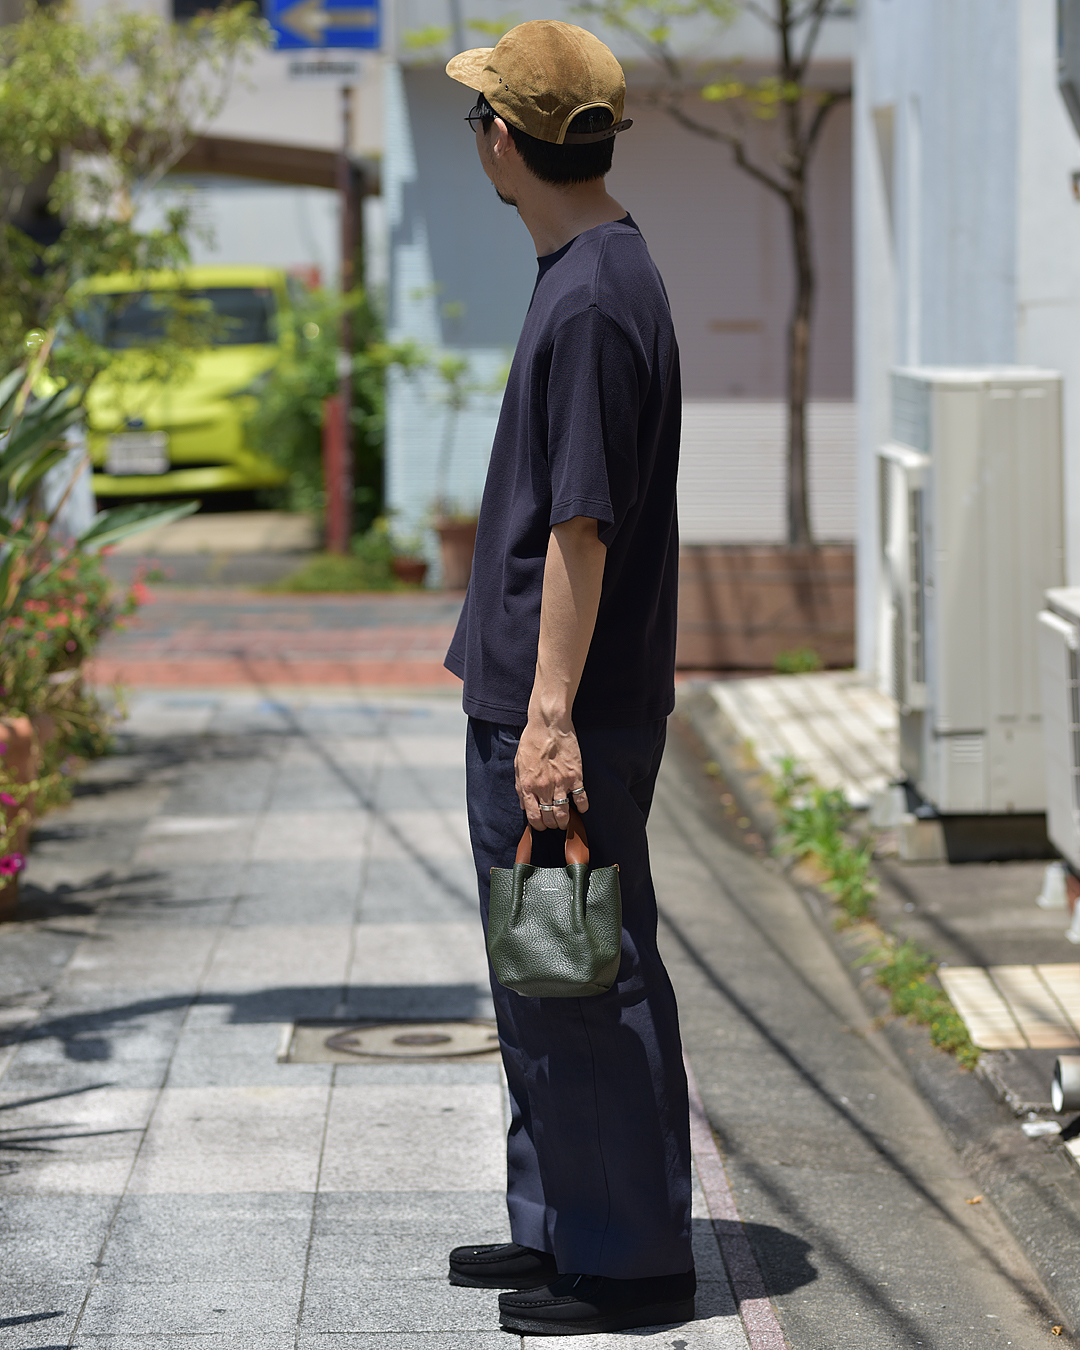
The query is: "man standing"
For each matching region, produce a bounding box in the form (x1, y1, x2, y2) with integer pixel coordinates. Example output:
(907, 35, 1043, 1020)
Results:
(443, 20, 694, 1336)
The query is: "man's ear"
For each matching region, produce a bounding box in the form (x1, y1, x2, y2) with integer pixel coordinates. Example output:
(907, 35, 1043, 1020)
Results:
(491, 116, 516, 161)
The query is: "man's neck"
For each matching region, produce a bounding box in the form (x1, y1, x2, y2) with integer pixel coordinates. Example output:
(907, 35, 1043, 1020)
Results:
(515, 179, 627, 257)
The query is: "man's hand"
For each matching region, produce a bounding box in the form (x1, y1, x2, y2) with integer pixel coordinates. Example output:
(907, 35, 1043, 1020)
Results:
(516, 515, 605, 831)
(515, 718, 590, 831)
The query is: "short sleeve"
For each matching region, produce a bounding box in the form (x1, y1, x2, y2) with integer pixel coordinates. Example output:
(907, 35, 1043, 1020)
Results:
(545, 307, 640, 547)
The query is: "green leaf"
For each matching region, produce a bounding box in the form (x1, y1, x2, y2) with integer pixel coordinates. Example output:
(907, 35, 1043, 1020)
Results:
(401, 24, 451, 50)
(0, 368, 26, 430)
(0, 402, 81, 487)
(78, 499, 198, 551)
(8, 445, 69, 500)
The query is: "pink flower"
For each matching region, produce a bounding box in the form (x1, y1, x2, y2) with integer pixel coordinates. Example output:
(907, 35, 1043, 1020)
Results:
(0, 853, 25, 877)
(0, 793, 15, 808)
(65, 640, 77, 652)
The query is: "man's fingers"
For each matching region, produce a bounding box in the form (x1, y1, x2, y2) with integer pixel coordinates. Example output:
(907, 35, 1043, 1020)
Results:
(571, 788, 589, 814)
(521, 788, 545, 831)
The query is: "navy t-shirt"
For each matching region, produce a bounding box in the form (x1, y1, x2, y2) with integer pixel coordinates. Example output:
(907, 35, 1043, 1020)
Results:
(444, 214, 681, 729)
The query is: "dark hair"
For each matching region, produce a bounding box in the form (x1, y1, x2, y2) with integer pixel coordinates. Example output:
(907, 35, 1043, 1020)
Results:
(473, 94, 615, 185)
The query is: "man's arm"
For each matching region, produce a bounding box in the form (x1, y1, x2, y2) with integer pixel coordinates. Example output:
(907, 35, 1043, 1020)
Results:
(515, 515, 606, 831)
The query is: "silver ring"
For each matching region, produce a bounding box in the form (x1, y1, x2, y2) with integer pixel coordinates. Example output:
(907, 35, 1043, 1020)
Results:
(571, 786, 586, 797)
(551, 797, 569, 806)
(539, 803, 555, 812)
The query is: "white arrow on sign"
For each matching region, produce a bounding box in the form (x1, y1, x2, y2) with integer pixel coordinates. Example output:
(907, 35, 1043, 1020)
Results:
(277, 0, 377, 43)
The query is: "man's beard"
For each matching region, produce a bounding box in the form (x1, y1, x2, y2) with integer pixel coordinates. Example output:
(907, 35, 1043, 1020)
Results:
(493, 182, 517, 208)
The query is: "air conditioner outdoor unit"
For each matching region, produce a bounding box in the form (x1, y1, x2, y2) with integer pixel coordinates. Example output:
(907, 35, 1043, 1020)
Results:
(878, 367, 1064, 815)
(1039, 590, 1080, 869)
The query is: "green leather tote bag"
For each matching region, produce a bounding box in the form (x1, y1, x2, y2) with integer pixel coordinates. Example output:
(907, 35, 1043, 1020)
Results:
(487, 807, 622, 998)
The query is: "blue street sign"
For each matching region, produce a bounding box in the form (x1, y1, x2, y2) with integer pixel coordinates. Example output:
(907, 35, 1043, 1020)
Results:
(267, 0, 379, 50)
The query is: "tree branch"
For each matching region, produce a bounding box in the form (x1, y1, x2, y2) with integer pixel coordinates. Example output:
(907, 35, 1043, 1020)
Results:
(655, 92, 792, 199)
(574, 1, 683, 83)
(793, 0, 833, 80)
(778, 0, 794, 76)
(800, 85, 850, 159)
(740, 0, 778, 29)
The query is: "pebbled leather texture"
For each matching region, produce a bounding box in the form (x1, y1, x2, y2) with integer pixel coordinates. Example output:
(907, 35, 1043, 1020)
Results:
(487, 859, 622, 998)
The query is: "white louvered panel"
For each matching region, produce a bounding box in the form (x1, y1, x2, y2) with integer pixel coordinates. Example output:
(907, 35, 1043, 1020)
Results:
(678, 400, 857, 544)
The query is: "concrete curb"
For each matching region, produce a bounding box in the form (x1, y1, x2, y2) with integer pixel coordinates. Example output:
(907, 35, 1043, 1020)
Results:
(676, 684, 780, 841)
(676, 684, 1080, 1329)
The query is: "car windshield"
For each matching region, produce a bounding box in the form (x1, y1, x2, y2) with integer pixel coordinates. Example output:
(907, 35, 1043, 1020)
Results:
(84, 287, 277, 348)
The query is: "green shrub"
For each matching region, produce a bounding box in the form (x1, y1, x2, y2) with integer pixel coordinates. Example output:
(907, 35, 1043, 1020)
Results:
(247, 290, 422, 531)
(871, 940, 979, 1067)
(771, 759, 876, 922)
(774, 647, 823, 674)
(772, 758, 977, 1066)
(266, 520, 406, 593)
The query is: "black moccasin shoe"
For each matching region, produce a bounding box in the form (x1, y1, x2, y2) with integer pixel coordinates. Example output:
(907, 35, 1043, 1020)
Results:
(448, 1242, 559, 1290)
(498, 1269, 696, 1335)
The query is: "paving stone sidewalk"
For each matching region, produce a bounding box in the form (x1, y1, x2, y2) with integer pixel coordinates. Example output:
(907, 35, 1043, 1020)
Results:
(1, 690, 747, 1348)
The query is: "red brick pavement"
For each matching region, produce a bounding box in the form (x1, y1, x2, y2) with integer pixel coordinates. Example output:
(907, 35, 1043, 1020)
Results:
(88, 589, 465, 688)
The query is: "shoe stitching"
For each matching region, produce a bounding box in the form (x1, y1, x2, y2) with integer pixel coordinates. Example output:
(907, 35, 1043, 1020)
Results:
(454, 1251, 555, 1267)
(502, 1296, 581, 1309)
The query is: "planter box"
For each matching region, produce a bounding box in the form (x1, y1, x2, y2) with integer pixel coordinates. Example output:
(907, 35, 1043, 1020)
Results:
(677, 543, 855, 670)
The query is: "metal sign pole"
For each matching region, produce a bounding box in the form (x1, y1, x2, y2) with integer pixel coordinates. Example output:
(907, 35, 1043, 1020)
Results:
(268, 0, 377, 551)
(329, 82, 355, 554)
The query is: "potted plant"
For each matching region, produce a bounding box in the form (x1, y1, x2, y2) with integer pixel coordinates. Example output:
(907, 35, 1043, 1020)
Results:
(431, 506, 478, 591)
(389, 528, 429, 587)
(430, 354, 488, 590)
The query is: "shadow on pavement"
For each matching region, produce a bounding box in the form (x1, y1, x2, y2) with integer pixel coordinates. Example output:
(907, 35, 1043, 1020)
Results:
(1, 986, 490, 1062)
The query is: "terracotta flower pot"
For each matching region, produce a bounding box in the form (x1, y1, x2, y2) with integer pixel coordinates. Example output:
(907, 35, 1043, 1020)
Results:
(391, 557, 429, 587)
(434, 518, 478, 592)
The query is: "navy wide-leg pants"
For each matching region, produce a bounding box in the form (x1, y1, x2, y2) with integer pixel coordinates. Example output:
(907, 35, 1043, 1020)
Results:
(465, 717, 693, 1280)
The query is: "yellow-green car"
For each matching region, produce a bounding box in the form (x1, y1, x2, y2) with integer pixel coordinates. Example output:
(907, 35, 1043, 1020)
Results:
(81, 264, 299, 497)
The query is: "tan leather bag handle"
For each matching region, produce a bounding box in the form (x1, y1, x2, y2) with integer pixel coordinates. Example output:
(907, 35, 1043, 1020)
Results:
(514, 804, 590, 867)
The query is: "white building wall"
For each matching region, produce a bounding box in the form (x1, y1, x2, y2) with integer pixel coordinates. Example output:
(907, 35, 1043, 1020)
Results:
(679, 401, 856, 544)
(139, 175, 341, 285)
(1017, 4, 1080, 590)
(208, 51, 384, 160)
(855, 0, 1080, 674)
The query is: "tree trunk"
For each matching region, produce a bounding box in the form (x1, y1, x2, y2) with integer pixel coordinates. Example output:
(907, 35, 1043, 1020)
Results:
(785, 181, 815, 548)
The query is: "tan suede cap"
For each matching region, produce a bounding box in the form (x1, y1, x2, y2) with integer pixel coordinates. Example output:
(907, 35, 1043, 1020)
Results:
(446, 20, 632, 145)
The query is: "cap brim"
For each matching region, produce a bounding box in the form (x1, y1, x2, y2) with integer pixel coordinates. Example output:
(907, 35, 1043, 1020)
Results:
(445, 47, 493, 89)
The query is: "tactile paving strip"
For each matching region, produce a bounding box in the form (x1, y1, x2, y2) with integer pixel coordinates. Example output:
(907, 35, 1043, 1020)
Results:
(939, 964, 1080, 1050)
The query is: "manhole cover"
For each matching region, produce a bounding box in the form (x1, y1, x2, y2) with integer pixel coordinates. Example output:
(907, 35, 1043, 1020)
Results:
(282, 1020, 501, 1064)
